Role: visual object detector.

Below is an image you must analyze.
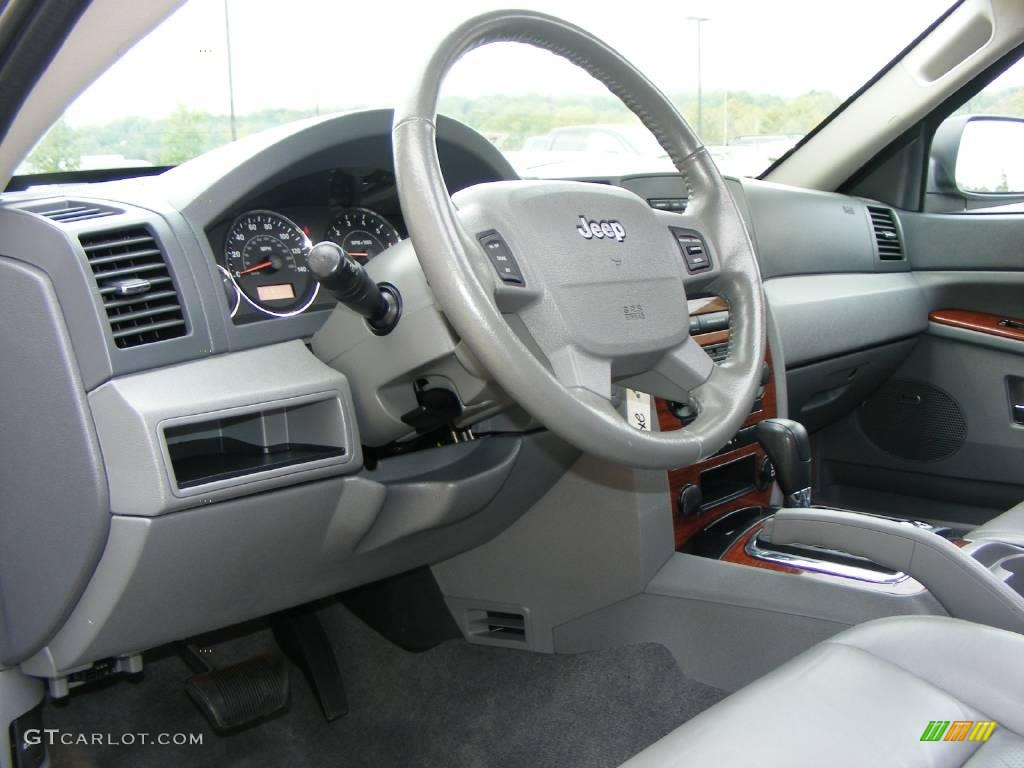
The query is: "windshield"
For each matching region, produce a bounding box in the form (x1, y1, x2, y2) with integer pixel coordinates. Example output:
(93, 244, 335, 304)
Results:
(21, 0, 952, 180)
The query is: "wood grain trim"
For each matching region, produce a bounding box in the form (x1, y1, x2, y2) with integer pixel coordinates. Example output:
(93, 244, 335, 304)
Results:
(720, 520, 800, 574)
(666, 446, 773, 550)
(660, 347, 777, 549)
(688, 296, 728, 315)
(930, 309, 1024, 343)
(692, 329, 729, 347)
(659, 295, 778, 549)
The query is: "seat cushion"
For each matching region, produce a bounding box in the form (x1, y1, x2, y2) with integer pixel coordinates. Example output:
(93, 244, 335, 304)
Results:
(969, 502, 1024, 547)
(622, 615, 1024, 768)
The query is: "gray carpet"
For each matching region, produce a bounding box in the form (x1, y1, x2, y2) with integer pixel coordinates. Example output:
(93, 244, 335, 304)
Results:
(45, 603, 726, 768)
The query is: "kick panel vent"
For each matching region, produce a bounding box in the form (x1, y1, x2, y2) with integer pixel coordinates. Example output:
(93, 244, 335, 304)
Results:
(867, 206, 904, 261)
(30, 200, 122, 224)
(466, 608, 527, 645)
(80, 227, 187, 348)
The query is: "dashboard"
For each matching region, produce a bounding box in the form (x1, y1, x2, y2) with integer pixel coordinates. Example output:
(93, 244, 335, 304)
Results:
(0, 106, 933, 679)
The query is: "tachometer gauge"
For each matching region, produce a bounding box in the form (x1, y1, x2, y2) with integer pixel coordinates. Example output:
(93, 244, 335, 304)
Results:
(325, 207, 401, 264)
(224, 210, 317, 317)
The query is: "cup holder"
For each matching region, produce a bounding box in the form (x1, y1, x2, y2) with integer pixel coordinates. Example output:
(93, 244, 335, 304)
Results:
(966, 541, 1024, 598)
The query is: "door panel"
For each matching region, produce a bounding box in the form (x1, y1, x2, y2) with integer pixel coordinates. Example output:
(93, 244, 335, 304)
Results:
(814, 216, 1024, 528)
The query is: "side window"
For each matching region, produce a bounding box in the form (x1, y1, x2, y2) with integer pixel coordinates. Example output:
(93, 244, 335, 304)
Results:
(928, 56, 1024, 212)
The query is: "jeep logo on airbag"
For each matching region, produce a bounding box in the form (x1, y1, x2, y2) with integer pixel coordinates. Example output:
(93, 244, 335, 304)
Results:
(576, 215, 625, 242)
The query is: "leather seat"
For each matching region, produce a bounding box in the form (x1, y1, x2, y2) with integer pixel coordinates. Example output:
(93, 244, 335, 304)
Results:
(623, 616, 1024, 767)
(969, 501, 1024, 546)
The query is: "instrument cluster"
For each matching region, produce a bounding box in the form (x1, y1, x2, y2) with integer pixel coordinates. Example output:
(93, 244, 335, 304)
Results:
(213, 168, 404, 324)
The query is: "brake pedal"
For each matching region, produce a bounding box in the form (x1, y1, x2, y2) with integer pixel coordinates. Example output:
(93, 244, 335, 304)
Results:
(184, 654, 290, 732)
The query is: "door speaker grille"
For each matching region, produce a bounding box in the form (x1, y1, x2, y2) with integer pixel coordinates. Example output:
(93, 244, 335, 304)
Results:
(858, 380, 966, 462)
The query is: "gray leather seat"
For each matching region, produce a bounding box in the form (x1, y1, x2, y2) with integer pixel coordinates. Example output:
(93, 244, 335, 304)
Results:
(623, 616, 1024, 767)
(970, 501, 1024, 546)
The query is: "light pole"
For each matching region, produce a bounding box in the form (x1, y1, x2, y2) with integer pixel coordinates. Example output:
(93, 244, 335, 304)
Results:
(224, 0, 237, 141)
(688, 16, 710, 139)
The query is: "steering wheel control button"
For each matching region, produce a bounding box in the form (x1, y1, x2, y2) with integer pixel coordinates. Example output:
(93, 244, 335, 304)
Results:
(478, 230, 525, 286)
(648, 197, 686, 212)
(670, 227, 713, 273)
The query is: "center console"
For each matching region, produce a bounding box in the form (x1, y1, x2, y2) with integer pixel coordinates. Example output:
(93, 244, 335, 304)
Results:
(659, 296, 776, 550)
(669, 382, 1024, 633)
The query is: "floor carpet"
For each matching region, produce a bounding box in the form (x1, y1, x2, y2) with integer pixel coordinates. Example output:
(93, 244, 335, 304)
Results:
(44, 603, 726, 768)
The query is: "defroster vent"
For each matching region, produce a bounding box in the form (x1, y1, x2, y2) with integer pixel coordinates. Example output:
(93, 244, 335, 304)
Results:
(80, 227, 187, 348)
(32, 200, 121, 223)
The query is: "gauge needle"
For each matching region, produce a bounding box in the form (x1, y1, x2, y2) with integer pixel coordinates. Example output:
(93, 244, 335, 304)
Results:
(346, 251, 370, 259)
(237, 260, 273, 275)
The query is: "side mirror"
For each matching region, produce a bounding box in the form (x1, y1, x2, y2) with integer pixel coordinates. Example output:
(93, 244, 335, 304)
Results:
(928, 115, 1024, 212)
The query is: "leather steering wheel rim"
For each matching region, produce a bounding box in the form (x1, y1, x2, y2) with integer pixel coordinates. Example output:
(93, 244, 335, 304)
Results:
(393, 10, 765, 470)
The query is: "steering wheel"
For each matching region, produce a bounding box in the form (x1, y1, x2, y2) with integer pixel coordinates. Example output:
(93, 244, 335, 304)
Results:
(393, 10, 765, 470)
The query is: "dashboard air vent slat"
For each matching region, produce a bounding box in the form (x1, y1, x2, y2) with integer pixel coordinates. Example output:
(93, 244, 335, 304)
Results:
(30, 200, 122, 223)
(867, 206, 904, 261)
(79, 227, 187, 349)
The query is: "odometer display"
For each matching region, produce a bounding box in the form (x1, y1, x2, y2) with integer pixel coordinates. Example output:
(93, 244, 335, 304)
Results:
(256, 284, 295, 301)
(224, 210, 317, 317)
(325, 207, 401, 264)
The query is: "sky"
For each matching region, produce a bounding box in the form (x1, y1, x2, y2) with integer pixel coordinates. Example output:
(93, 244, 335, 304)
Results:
(65, 0, 964, 126)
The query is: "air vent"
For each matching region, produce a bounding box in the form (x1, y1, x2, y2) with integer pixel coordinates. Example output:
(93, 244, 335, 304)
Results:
(466, 608, 527, 644)
(79, 227, 187, 349)
(867, 206, 904, 261)
(30, 200, 121, 224)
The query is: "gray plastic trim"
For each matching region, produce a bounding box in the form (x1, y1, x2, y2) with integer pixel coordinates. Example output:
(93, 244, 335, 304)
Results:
(913, 270, 1024, 318)
(0, 258, 109, 666)
(0, 200, 217, 391)
(21, 432, 576, 676)
(765, 302, 789, 419)
(312, 239, 502, 446)
(763, 508, 1024, 634)
(765, 273, 928, 368)
(554, 552, 944, 692)
(902, 210, 1024, 271)
(738, 179, 909, 278)
(927, 320, 1024, 355)
(158, 392, 351, 498)
(0, 668, 43, 768)
(433, 453, 674, 653)
(20, 476, 386, 676)
(356, 438, 521, 552)
(88, 340, 361, 516)
(786, 339, 917, 433)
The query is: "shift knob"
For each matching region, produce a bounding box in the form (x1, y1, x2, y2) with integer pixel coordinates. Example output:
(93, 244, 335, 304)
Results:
(755, 418, 812, 507)
(308, 241, 400, 333)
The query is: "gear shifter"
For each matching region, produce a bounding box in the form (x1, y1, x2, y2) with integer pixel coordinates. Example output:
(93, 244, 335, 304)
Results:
(755, 418, 812, 507)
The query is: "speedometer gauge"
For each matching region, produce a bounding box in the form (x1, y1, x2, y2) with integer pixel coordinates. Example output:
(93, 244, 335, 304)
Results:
(325, 207, 401, 264)
(224, 210, 318, 317)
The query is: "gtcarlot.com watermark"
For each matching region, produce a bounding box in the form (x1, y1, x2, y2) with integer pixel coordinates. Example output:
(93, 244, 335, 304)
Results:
(23, 729, 203, 747)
